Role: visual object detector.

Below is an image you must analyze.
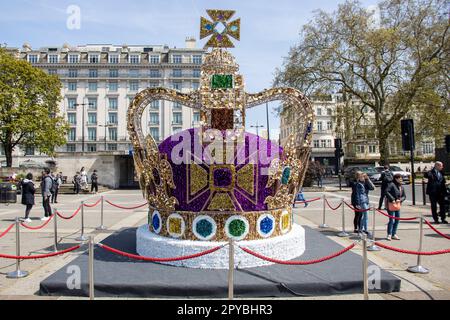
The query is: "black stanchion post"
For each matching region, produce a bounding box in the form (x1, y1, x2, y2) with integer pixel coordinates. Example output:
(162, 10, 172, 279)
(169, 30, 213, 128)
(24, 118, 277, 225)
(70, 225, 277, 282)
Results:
(422, 179, 427, 206)
(7, 217, 29, 279)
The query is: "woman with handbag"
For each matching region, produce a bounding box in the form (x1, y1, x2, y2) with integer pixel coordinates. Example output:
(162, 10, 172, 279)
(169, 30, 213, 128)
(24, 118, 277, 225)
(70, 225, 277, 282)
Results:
(385, 174, 406, 241)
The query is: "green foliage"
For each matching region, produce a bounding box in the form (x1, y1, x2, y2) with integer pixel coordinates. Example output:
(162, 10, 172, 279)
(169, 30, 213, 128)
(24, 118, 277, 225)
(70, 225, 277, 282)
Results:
(0, 48, 69, 167)
(275, 0, 449, 163)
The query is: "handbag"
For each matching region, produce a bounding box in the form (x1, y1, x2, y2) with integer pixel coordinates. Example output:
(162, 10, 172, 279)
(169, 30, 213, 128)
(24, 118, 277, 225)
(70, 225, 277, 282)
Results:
(387, 186, 402, 211)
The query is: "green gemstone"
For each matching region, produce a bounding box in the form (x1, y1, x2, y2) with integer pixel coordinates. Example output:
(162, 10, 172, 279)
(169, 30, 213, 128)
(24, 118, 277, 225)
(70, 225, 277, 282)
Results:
(211, 74, 233, 89)
(229, 219, 246, 237)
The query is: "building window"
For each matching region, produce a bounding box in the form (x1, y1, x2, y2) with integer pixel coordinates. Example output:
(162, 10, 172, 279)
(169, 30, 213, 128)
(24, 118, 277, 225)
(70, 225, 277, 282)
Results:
(88, 128, 97, 141)
(129, 81, 139, 91)
(150, 55, 160, 64)
(327, 140, 332, 148)
(173, 69, 182, 77)
(150, 69, 160, 78)
(68, 69, 78, 78)
(129, 69, 139, 78)
(149, 113, 159, 125)
(173, 102, 182, 110)
(68, 98, 77, 110)
(422, 142, 434, 155)
(107, 144, 117, 151)
(68, 128, 76, 141)
(173, 81, 182, 91)
(109, 69, 119, 78)
(356, 145, 365, 154)
(192, 82, 200, 91)
(108, 112, 118, 125)
(66, 144, 76, 152)
(48, 54, 59, 64)
(89, 54, 100, 64)
(68, 113, 77, 125)
(129, 54, 140, 64)
(88, 113, 97, 125)
(88, 81, 98, 92)
(172, 55, 182, 64)
(327, 121, 333, 131)
(48, 69, 58, 75)
(28, 54, 39, 63)
(317, 121, 323, 132)
(173, 112, 182, 125)
(68, 82, 77, 91)
(192, 55, 202, 64)
(109, 128, 118, 141)
(109, 98, 118, 110)
(149, 82, 159, 88)
(150, 100, 160, 109)
(193, 112, 200, 123)
(150, 128, 160, 141)
(89, 69, 98, 78)
(327, 108, 333, 116)
(24, 146, 35, 156)
(88, 98, 97, 110)
(109, 54, 120, 64)
(109, 81, 118, 92)
(173, 127, 183, 134)
(320, 140, 327, 148)
(68, 54, 79, 63)
(193, 69, 201, 78)
(317, 108, 322, 116)
(369, 145, 377, 154)
(87, 144, 97, 152)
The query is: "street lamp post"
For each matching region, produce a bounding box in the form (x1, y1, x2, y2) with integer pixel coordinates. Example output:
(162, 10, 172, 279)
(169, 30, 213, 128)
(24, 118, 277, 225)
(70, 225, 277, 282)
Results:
(74, 101, 93, 153)
(250, 122, 264, 137)
(99, 124, 113, 152)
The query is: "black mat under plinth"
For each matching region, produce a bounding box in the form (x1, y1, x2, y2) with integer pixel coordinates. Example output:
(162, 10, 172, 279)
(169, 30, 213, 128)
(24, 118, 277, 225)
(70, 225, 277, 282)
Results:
(39, 226, 401, 298)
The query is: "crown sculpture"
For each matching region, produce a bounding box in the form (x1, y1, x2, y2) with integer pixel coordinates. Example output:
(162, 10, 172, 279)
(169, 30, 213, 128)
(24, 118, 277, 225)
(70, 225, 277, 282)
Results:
(127, 10, 315, 269)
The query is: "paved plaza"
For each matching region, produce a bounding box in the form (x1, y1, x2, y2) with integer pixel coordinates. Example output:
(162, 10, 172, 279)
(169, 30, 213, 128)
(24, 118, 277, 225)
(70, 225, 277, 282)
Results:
(0, 189, 448, 300)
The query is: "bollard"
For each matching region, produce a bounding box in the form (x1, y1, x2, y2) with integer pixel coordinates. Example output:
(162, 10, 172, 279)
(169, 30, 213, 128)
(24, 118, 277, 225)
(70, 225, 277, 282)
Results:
(88, 236, 95, 300)
(362, 235, 369, 300)
(53, 208, 58, 253)
(407, 214, 429, 274)
(228, 239, 234, 300)
(319, 194, 329, 228)
(422, 180, 426, 206)
(76, 201, 88, 242)
(96, 196, 106, 231)
(337, 199, 349, 237)
(367, 207, 380, 252)
(7, 218, 29, 279)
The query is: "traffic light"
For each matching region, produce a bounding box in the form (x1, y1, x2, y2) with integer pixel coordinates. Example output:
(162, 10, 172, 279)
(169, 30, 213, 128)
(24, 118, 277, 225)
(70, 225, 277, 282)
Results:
(445, 135, 450, 153)
(335, 139, 344, 157)
(401, 119, 415, 151)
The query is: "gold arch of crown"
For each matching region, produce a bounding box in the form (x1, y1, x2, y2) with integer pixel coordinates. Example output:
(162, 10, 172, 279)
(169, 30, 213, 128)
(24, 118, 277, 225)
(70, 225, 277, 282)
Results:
(127, 9, 316, 217)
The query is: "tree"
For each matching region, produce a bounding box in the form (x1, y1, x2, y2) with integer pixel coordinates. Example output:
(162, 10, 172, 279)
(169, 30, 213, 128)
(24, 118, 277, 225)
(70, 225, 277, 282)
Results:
(275, 0, 449, 163)
(0, 48, 68, 167)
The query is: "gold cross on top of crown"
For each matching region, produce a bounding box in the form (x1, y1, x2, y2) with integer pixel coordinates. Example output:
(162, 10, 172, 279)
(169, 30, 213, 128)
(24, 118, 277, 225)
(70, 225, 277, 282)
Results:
(200, 10, 241, 48)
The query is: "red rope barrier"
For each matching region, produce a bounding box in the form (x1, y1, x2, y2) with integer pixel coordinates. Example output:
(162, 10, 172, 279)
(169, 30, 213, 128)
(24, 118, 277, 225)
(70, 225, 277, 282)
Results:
(325, 198, 343, 211)
(295, 197, 322, 204)
(98, 243, 225, 262)
(424, 220, 450, 240)
(20, 215, 54, 230)
(105, 200, 147, 210)
(0, 245, 81, 260)
(374, 242, 450, 256)
(83, 198, 102, 208)
(375, 209, 419, 221)
(344, 202, 370, 213)
(239, 243, 356, 265)
(0, 224, 15, 239)
(56, 206, 82, 220)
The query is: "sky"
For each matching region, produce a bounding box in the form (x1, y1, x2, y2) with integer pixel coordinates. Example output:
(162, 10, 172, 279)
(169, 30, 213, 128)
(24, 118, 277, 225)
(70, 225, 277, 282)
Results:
(0, 0, 378, 139)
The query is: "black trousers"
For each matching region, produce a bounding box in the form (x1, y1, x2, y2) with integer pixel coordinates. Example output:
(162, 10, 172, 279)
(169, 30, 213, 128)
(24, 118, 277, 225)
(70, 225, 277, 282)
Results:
(91, 183, 98, 193)
(354, 212, 362, 231)
(429, 194, 446, 222)
(51, 189, 59, 203)
(42, 196, 52, 217)
(24, 204, 33, 219)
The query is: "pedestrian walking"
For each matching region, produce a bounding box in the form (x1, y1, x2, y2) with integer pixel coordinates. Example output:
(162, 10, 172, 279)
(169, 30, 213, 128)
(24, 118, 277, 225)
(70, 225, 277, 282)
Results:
(378, 164, 393, 210)
(41, 169, 53, 221)
(80, 167, 88, 191)
(425, 162, 448, 224)
(91, 170, 99, 194)
(51, 173, 62, 204)
(73, 172, 81, 195)
(353, 172, 375, 236)
(293, 188, 308, 208)
(20, 173, 35, 223)
(385, 174, 406, 241)
(315, 162, 325, 188)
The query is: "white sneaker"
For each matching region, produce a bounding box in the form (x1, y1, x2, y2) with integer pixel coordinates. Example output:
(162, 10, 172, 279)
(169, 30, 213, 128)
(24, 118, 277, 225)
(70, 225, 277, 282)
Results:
(41, 217, 50, 221)
(392, 235, 400, 240)
(24, 218, 32, 223)
(387, 235, 392, 241)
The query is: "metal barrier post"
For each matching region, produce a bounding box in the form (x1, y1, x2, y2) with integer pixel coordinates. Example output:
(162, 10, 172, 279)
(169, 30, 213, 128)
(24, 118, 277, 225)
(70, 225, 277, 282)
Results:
(367, 207, 380, 251)
(7, 217, 29, 279)
(407, 214, 429, 274)
(362, 235, 369, 300)
(96, 196, 106, 231)
(228, 239, 234, 300)
(422, 179, 427, 206)
(53, 208, 58, 253)
(88, 236, 95, 300)
(76, 201, 88, 241)
(337, 199, 349, 237)
(319, 194, 329, 228)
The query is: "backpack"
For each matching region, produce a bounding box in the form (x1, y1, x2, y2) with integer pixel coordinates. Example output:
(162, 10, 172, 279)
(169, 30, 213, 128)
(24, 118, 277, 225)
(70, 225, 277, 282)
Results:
(50, 177, 57, 193)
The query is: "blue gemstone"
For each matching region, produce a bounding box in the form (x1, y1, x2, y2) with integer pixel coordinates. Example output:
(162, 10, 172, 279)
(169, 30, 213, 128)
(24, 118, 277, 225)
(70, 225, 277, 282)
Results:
(230, 26, 238, 32)
(205, 24, 213, 31)
(196, 219, 213, 238)
(152, 214, 160, 231)
(260, 217, 274, 234)
(281, 167, 291, 185)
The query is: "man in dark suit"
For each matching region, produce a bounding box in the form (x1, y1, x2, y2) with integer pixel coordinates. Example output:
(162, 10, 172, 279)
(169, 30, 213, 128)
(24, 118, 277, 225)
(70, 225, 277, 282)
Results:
(425, 162, 448, 224)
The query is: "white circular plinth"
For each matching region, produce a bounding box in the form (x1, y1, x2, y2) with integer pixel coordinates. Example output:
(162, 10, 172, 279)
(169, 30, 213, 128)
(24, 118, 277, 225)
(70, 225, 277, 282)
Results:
(136, 224, 305, 269)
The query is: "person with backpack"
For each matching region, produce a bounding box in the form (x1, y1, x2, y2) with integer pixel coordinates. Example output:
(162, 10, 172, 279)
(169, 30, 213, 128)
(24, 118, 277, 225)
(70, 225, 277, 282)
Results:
(51, 173, 62, 204)
(20, 173, 35, 223)
(91, 170, 99, 194)
(41, 169, 53, 221)
(378, 164, 393, 210)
